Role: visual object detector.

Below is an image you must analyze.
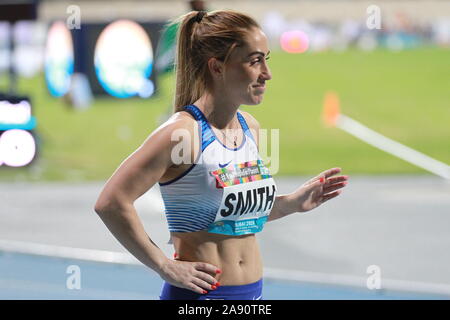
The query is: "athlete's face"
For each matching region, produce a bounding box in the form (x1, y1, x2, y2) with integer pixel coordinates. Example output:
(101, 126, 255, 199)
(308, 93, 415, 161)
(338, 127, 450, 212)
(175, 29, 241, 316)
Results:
(210, 27, 272, 106)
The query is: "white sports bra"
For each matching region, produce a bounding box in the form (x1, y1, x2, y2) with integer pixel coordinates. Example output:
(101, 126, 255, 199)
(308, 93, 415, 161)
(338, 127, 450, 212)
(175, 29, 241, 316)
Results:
(158, 104, 277, 236)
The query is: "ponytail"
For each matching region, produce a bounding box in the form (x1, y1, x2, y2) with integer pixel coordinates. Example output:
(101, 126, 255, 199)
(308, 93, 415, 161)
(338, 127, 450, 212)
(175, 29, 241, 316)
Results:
(171, 10, 260, 113)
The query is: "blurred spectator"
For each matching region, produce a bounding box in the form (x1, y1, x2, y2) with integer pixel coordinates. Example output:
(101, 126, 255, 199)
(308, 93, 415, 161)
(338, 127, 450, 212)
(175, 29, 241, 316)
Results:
(156, 0, 208, 124)
(433, 19, 450, 47)
(155, 0, 207, 76)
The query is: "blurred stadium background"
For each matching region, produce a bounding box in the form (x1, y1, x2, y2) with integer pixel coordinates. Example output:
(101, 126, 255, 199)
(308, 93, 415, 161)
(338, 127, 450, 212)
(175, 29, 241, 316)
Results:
(0, 0, 449, 299)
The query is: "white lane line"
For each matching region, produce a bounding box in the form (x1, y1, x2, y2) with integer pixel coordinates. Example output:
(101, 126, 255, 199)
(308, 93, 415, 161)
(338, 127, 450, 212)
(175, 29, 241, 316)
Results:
(264, 267, 450, 297)
(322, 91, 450, 180)
(0, 239, 140, 265)
(338, 114, 450, 180)
(0, 279, 158, 300)
(1, 239, 449, 297)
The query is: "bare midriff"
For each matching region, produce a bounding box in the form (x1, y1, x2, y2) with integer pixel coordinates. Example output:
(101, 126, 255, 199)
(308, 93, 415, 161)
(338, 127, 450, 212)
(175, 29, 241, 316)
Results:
(171, 230, 263, 285)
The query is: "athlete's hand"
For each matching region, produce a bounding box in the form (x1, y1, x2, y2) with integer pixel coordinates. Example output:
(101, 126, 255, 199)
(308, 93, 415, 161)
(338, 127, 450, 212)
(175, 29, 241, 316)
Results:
(159, 258, 221, 294)
(287, 167, 348, 213)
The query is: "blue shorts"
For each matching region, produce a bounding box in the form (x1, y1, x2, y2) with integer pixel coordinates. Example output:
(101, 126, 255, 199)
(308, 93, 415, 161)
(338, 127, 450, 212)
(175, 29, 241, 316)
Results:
(159, 278, 263, 300)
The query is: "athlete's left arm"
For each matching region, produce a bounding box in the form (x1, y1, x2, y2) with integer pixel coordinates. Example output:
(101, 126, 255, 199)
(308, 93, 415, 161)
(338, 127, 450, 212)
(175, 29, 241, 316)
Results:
(239, 111, 349, 222)
(268, 167, 349, 222)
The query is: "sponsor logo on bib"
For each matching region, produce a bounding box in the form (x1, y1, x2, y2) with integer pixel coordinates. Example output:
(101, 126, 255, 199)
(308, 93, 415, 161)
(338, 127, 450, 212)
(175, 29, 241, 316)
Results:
(208, 159, 277, 235)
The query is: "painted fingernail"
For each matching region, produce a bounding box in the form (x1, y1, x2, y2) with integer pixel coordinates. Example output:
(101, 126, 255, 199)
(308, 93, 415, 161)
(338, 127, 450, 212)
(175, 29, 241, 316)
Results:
(202, 290, 208, 294)
(173, 253, 178, 259)
(319, 177, 325, 183)
(215, 282, 220, 287)
(216, 269, 221, 274)
(211, 285, 217, 290)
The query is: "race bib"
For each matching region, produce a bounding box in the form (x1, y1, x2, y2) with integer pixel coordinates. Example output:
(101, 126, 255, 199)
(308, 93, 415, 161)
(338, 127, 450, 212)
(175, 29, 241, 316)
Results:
(208, 160, 277, 236)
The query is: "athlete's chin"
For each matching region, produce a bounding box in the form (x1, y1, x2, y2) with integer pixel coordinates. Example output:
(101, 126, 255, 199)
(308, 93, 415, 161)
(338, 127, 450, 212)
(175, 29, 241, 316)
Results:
(246, 94, 265, 105)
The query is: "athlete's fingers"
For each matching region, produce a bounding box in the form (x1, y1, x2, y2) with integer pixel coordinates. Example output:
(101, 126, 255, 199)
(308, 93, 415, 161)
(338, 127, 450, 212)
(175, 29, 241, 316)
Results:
(325, 175, 348, 186)
(194, 262, 221, 275)
(314, 168, 341, 182)
(323, 181, 347, 194)
(322, 190, 342, 202)
(321, 167, 342, 179)
(191, 277, 216, 291)
(185, 282, 208, 294)
(306, 168, 342, 187)
(194, 270, 219, 286)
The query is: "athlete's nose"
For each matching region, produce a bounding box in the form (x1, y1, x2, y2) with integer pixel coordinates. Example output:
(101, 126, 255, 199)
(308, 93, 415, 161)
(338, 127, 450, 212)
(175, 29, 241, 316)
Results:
(260, 63, 272, 81)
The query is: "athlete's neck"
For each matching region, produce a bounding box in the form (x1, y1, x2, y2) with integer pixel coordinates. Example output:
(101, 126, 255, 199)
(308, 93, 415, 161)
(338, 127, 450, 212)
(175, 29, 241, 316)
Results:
(193, 94, 240, 130)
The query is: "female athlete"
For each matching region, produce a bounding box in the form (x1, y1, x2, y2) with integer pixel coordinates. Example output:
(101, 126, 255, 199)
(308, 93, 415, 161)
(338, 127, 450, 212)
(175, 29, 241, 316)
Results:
(94, 9, 349, 300)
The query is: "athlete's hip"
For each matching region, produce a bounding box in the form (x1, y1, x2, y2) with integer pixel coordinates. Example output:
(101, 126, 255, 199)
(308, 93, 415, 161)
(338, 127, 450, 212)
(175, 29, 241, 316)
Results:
(160, 278, 264, 300)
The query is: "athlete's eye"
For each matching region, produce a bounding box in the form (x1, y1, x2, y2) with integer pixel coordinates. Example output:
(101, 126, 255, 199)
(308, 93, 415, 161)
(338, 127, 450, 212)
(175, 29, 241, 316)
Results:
(250, 56, 270, 65)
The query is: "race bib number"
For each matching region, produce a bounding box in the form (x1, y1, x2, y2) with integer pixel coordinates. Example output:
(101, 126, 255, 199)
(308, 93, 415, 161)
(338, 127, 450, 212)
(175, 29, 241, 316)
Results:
(208, 160, 277, 236)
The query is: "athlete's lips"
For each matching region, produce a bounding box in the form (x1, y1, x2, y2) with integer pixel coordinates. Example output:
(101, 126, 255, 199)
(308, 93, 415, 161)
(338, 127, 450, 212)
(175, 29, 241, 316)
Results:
(253, 84, 266, 91)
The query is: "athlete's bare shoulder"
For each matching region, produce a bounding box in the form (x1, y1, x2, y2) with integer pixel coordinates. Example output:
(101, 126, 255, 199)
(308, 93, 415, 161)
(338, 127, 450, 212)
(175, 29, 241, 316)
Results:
(154, 110, 200, 168)
(94, 110, 200, 209)
(149, 110, 199, 145)
(172, 109, 196, 122)
(158, 110, 197, 130)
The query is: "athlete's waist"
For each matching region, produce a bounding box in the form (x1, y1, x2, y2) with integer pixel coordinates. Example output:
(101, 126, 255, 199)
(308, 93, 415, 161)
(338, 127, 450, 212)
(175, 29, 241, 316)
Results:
(171, 231, 263, 285)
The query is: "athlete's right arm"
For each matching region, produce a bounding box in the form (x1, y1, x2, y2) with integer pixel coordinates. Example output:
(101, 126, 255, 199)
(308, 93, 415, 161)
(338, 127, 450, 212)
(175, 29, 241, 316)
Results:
(94, 117, 219, 294)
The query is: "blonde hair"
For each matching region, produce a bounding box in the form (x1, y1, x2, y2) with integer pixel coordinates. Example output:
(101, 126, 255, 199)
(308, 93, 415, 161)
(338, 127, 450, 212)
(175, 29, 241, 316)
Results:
(169, 10, 260, 113)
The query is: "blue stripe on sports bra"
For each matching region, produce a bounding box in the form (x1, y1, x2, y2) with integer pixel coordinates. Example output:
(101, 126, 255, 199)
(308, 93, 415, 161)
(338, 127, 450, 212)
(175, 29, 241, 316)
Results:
(184, 105, 215, 151)
(237, 111, 256, 143)
(184, 104, 256, 149)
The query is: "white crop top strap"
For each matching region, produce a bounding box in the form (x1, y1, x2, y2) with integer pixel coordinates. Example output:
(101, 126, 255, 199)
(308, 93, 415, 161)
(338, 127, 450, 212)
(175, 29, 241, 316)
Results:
(158, 104, 277, 236)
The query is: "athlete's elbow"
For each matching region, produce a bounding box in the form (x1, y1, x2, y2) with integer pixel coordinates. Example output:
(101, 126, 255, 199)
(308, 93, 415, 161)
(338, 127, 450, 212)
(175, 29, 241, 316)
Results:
(94, 198, 110, 215)
(95, 186, 138, 218)
(94, 197, 121, 216)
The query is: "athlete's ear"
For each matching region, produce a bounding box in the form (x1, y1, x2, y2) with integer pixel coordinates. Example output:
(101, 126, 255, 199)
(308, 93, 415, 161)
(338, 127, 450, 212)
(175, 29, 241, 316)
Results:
(207, 57, 224, 79)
